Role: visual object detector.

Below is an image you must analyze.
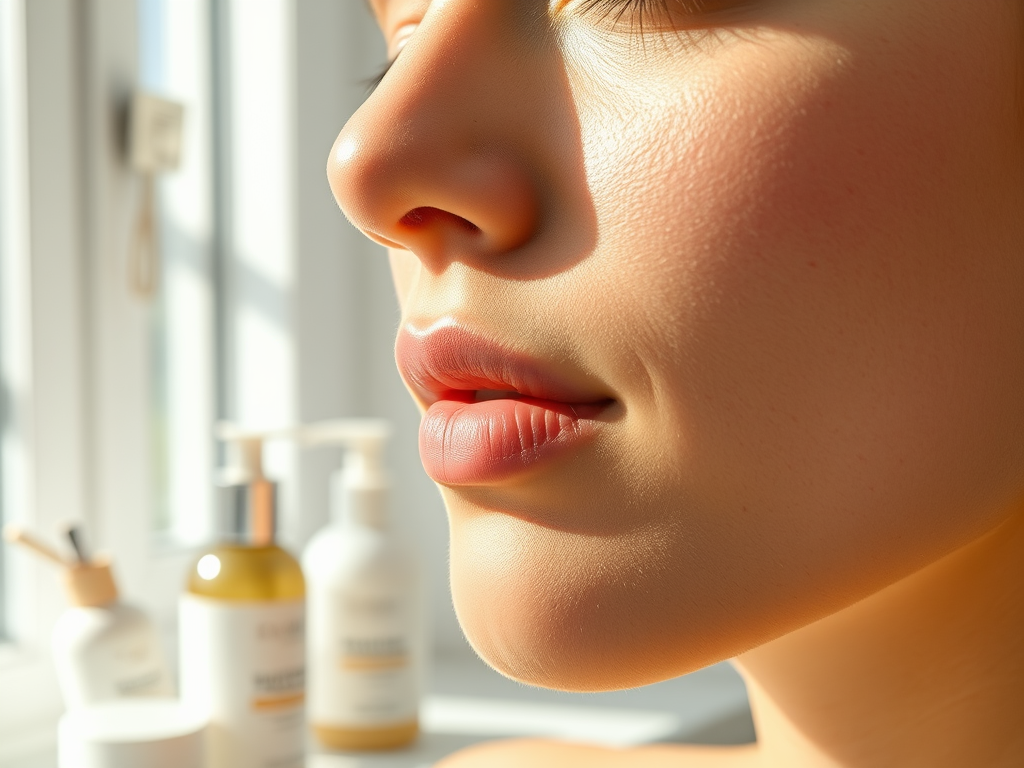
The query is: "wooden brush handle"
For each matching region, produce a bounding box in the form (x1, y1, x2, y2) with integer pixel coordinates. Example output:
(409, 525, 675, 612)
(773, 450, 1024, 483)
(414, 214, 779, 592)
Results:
(3, 525, 70, 567)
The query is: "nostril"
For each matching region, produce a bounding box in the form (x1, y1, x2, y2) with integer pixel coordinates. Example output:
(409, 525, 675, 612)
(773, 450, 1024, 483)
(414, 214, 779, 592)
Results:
(400, 206, 481, 233)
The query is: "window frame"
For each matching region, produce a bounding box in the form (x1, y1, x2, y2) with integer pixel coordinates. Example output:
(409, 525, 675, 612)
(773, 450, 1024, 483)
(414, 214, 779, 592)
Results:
(0, 0, 89, 754)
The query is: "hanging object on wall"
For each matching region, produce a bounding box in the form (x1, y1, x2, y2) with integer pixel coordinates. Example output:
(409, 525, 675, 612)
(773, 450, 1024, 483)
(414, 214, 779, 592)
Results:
(127, 91, 185, 299)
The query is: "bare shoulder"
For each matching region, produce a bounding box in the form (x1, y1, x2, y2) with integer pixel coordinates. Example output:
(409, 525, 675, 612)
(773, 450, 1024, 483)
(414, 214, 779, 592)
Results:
(436, 739, 759, 768)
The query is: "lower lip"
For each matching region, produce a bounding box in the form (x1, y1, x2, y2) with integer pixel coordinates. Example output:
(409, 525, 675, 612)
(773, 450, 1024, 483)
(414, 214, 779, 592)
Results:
(419, 396, 605, 485)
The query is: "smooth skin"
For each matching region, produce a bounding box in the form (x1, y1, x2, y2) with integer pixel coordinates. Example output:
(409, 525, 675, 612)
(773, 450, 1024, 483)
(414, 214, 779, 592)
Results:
(329, 1, 1024, 766)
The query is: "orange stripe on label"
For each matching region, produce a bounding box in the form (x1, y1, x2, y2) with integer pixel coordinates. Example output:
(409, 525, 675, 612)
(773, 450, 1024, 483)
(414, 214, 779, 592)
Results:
(341, 655, 408, 671)
(252, 692, 305, 711)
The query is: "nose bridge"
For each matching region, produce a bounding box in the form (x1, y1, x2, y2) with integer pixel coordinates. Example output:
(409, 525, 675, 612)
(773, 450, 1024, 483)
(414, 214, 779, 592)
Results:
(328, 1, 549, 264)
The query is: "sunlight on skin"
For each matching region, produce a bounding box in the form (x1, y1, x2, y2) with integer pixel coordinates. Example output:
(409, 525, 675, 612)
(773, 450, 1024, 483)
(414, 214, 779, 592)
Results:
(330, 1, 1024, 766)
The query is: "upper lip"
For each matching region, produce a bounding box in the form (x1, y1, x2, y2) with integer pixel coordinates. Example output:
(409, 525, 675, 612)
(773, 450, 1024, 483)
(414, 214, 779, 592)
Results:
(395, 320, 611, 408)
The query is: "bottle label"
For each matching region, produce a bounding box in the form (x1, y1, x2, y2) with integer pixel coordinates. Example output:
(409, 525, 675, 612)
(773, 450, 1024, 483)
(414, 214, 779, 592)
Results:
(309, 586, 421, 728)
(179, 596, 305, 768)
(110, 643, 171, 698)
(54, 605, 173, 709)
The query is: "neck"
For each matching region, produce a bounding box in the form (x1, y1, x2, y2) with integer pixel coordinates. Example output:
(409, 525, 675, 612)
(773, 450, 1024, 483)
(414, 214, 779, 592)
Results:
(735, 508, 1024, 768)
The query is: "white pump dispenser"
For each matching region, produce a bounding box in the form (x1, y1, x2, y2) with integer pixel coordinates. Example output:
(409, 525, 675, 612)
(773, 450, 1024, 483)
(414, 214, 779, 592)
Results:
(301, 419, 424, 751)
(310, 419, 390, 528)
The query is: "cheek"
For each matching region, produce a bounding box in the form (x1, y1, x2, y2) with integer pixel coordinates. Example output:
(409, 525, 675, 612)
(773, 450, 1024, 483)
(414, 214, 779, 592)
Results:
(584, 26, 1024, 527)
(448, 22, 1024, 690)
(602, 20, 1024, 629)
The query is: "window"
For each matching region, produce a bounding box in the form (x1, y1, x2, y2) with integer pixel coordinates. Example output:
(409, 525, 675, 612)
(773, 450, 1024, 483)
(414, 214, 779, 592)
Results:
(137, 0, 217, 543)
(0, 0, 462, 758)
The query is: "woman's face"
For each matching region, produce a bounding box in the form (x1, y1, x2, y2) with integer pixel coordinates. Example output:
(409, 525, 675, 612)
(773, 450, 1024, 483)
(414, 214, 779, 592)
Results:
(329, 0, 1024, 691)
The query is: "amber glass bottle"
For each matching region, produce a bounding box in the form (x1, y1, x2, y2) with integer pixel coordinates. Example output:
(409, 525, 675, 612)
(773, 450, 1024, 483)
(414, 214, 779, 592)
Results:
(180, 457, 307, 768)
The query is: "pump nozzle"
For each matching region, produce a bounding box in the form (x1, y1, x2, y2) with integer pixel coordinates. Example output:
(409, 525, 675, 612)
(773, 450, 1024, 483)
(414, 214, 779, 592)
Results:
(299, 419, 392, 527)
(215, 423, 296, 545)
(301, 419, 390, 481)
(300, 419, 391, 447)
(215, 422, 297, 481)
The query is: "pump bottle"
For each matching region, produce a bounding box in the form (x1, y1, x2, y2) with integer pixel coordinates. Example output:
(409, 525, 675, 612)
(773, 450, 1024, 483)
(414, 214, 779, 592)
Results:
(179, 425, 306, 768)
(3, 525, 172, 709)
(301, 419, 424, 750)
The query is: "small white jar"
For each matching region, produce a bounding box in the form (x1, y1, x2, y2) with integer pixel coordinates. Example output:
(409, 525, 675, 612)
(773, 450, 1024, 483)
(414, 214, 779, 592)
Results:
(58, 700, 206, 768)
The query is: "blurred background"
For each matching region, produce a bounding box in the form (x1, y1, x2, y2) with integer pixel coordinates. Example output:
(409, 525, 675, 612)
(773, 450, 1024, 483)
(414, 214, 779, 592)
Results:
(0, 0, 751, 764)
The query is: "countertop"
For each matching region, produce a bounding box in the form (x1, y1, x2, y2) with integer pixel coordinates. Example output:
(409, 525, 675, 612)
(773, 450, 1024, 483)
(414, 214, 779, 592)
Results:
(4, 653, 754, 768)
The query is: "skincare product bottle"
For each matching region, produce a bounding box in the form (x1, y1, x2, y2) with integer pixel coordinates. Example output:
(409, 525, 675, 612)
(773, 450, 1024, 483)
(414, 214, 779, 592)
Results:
(3, 525, 173, 709)
(301, 419, 424, 750)
(179, 425, 306, 768)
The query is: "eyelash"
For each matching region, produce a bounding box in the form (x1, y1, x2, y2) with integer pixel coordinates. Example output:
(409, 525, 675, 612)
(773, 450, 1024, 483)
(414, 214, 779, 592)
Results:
(365, 60, 395, 95)
(578, 0, 676, 26)
(365, 0, 744, 95)
(576, 0, 746, 29)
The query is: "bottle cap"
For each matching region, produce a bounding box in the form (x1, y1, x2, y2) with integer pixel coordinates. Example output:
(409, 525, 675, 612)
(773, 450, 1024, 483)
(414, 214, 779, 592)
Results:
(58, 699, 207, 768)
(214, 477, 279, 544)
(63, 559, 119, 607)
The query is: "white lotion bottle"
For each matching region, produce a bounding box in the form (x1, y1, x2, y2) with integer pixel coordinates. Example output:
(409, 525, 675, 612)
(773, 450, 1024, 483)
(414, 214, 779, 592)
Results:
(302, 420, 425, 751)
(3, 526, 173, 709)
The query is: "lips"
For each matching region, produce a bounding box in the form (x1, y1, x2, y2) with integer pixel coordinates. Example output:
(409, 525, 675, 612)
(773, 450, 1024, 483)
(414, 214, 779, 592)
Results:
(396, 321, 613, 485)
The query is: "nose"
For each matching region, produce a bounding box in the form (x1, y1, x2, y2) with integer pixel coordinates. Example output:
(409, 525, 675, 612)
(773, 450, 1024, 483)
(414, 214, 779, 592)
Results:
(327, 3, 543, 272)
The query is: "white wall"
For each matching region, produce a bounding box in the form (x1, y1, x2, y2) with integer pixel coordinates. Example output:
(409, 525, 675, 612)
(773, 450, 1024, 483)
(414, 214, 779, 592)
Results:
(301, 0, 465, 658)
(274, 0, 466, 658)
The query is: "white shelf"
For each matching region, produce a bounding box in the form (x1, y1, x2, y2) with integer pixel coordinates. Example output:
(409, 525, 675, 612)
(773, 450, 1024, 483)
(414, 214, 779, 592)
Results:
(1, 653, 753, 768)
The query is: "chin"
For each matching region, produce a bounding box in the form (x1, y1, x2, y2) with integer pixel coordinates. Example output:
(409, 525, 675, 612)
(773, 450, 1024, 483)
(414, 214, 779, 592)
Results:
(444, 491, 748, 692)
